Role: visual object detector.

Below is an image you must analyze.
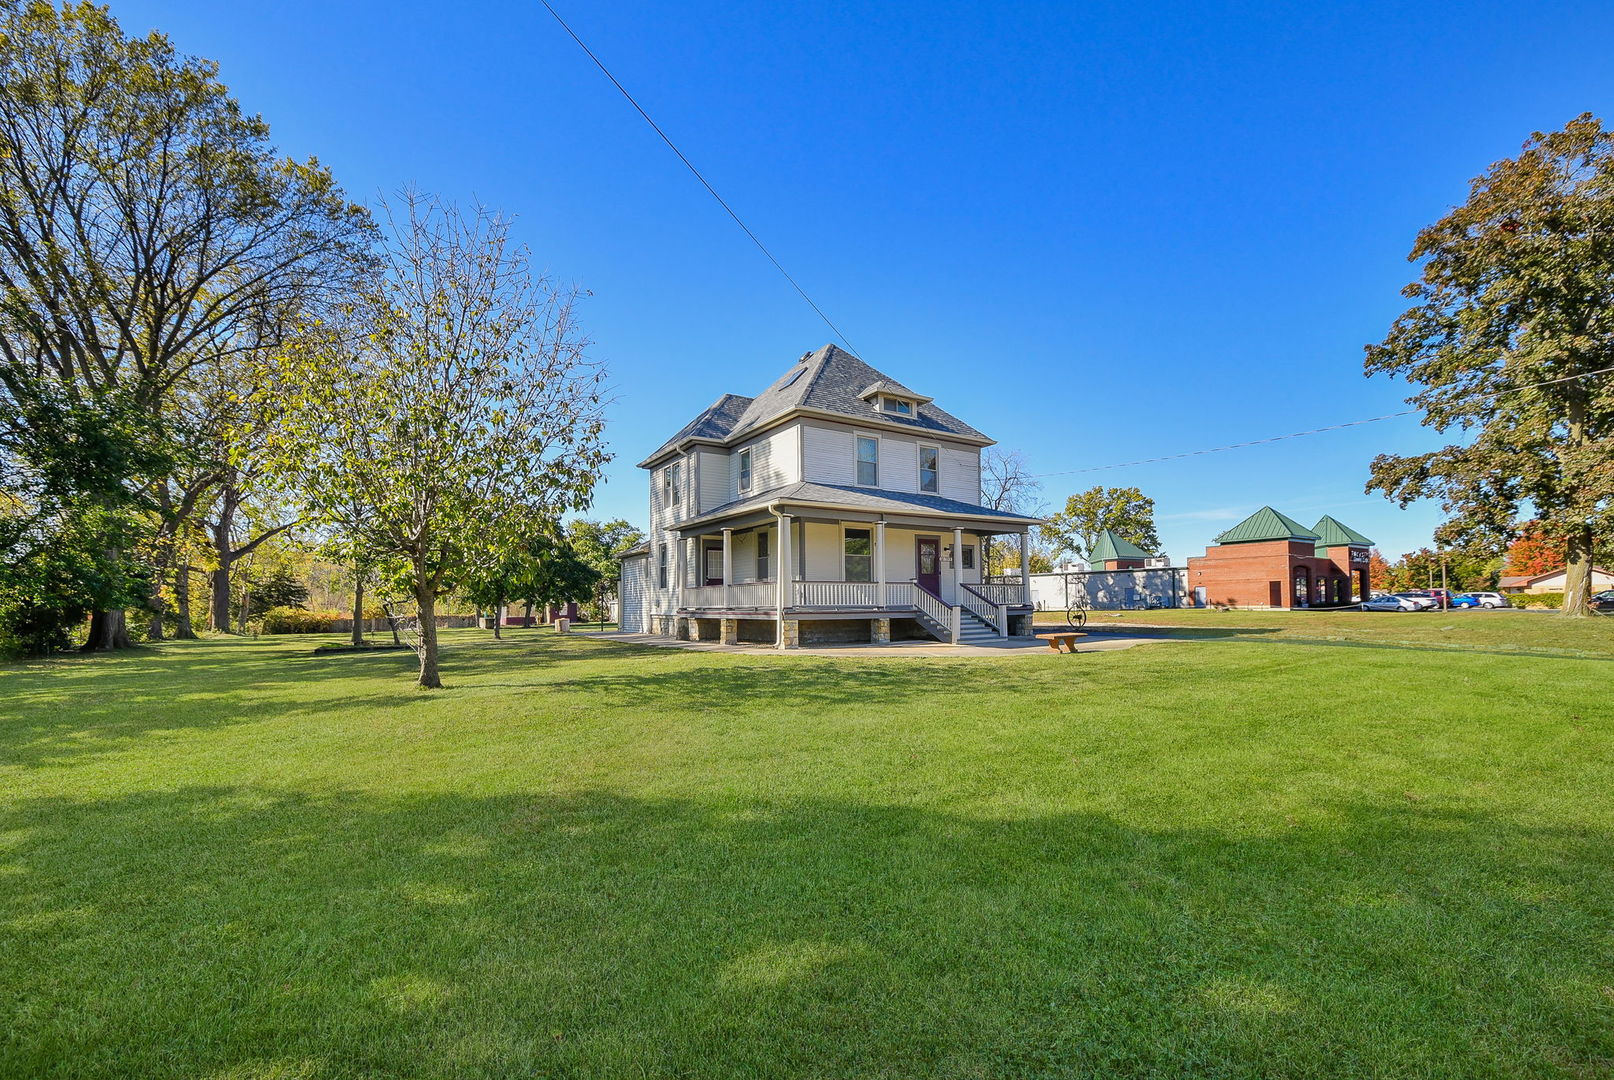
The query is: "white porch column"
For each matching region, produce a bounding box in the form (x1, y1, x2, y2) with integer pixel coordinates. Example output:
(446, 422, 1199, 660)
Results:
(875, 521, 887, 606)
(1020, 530, 1033, 605)
(951, 526, 964, 603)
(775, 514, 792, 649)
(674, 535, 686, 604)
(721, 528, 733, 609)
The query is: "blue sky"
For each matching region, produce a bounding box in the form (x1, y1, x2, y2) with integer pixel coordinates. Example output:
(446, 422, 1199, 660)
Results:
(119, 0, 1613, 560)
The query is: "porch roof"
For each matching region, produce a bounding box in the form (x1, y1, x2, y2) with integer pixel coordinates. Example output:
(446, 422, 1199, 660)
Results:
(674, 481, 1044, 533)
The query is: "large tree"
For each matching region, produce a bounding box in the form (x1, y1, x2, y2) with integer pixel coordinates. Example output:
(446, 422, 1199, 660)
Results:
(0, 1, 370, 649)
(1365, 114, 1614, 616)
(1040, 485, 1159, 565)
(265, 193, 609, 687)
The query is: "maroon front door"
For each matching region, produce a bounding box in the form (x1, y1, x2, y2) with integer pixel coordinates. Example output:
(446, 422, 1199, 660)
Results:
(916, 536, 941, 597)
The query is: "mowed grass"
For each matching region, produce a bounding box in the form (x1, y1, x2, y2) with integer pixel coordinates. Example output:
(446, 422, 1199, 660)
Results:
(1037, 605, 1614, 656)
(2, 626, 1612, 1078)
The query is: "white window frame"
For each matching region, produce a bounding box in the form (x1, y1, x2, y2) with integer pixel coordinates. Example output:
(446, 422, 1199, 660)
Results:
(663, 462, 681, 507)
(738, 447, 753, 492)
(855, 433, 879, 488)
(881, 396, 914, 416)
(756, 529, 771, 581)
(918, 443, 940, 493)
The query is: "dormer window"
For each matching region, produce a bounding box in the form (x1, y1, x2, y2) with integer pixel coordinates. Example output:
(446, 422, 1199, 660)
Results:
(880, 396, 914, 416)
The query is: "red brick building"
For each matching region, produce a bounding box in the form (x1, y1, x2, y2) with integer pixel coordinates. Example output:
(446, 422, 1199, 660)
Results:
(1186, 508, 1373, 609)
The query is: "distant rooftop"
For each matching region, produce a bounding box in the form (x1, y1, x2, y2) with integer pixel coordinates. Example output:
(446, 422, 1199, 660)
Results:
(1312, 515, 1374, 548)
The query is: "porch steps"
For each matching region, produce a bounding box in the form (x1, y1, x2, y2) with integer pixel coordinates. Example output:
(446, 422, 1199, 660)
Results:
(957, 608, 1002, 646)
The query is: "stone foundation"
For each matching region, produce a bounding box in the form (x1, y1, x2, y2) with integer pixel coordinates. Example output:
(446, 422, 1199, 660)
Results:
(780, 618, 800, 648)
(720, 618, 738, 645)
(872, 617, 891, 644)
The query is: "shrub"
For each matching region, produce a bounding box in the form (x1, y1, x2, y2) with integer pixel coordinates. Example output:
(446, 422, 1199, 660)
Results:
(260, 607, 342, 634)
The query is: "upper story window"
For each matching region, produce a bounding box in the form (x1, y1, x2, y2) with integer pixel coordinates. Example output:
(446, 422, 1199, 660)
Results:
(880, 396, 914, 416)
(919, 445, 939, 493)
(856, 436, 879, 487)
(738, 448, 752, 491)
(663, 462, 681, 507)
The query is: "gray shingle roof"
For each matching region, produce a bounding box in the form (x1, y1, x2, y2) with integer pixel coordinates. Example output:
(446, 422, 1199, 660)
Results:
(676, 481, 1042, 531)
(641, 345, 988, 465)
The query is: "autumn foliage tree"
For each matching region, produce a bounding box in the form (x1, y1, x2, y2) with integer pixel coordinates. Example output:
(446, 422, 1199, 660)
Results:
(1503, 522, 1565, 577)
(1364, 114, 1614, 616)
(263, 193, 609, 687)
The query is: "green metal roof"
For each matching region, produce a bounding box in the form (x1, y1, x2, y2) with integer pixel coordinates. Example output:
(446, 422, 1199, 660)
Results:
(1089, 528, 1152, 563)
(1311, 515, 1374, 548)
(1213, 506, 1320, 545)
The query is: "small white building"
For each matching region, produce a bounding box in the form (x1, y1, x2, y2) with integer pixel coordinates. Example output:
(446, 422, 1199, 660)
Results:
(619, 345, 1044, 647)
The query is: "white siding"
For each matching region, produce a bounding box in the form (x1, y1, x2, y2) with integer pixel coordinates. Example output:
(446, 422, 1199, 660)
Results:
(696, 448, 727, 512)
(801, 418, 981, 502)
(728, 424, 801, 501)
(801, 422, 855, 486)
(802, 521, 842, 580)
(940, 445, 980, 503)
(618, 555, 648, 632)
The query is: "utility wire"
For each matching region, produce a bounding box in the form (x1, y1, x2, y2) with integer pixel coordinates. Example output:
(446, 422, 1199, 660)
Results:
(536, 0, 861, 358)
(1028, 365, 1614, 479)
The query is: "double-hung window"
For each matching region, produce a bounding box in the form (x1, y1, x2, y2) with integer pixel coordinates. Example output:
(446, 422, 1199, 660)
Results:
(919, 445, 939, 493)
(856, 436, 879, 487)
(844, 528, 872, 582)
(663, 463, 681, 507)
(656, 545, 668, 589)
(756, 530, 771, 580)
(738, 448, 752, 492)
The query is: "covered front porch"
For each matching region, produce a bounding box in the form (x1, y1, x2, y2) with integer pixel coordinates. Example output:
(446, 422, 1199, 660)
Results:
(664, 499, 1039, 647)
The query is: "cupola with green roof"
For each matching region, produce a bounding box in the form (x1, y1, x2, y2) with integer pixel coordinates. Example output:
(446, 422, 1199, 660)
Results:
(1088, 528, 1154, 569)
(1212, 506, 1320, 546)
(1311, 515, 1374, 552)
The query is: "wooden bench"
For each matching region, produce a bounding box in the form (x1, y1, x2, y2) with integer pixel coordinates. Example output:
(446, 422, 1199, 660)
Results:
(1036, 632, 1086, 654)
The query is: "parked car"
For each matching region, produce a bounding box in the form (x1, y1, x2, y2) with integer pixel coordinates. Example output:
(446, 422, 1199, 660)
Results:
(1362, 594, 1431, 611)
(1590, 590, 1614, 613)
(1452, 592, 1510, 609)
(1425, 588, 1461, 607)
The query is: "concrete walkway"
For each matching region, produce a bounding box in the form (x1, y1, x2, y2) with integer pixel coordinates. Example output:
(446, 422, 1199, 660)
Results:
(571, 630, 1174, 658)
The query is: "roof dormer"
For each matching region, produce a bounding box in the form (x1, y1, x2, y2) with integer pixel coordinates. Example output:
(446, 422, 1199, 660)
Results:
(857, 380, 932, 418)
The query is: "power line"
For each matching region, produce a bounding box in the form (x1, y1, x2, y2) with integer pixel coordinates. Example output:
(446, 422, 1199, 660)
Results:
(1028, 365, 1614, 480)
(535, 0, 861, 358)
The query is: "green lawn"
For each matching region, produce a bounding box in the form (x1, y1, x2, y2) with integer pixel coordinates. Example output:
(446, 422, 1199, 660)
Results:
(2, 626, 1612, 1078)
(1038, 605, 1614, 656)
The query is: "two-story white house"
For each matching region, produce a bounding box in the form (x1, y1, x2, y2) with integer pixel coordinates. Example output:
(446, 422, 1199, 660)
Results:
(616, 345, 1042, 647)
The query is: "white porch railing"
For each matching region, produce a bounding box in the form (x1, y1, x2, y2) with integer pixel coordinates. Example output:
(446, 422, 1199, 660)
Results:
(884, 582, 916, 608)
(794, 580, 881, 608)
(682, 581, 775, 609)
(961, 584, 1006, 636)
(971, 582, 1025, 607)
(911, 584, 958, 643)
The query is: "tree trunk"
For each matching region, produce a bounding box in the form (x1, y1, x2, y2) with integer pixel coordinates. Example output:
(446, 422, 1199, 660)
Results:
(352, 574, 366, 647)
(416, 579, 442, 688)
(1563, 523, 1595, 617)
(492, 593, 503, 639)
(210, 486, 240, 632)
(522, 599, 533, 627)
(173, 564, 198, 639)
(237, 579, 251, 634)
(81, 608, 131, 652)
